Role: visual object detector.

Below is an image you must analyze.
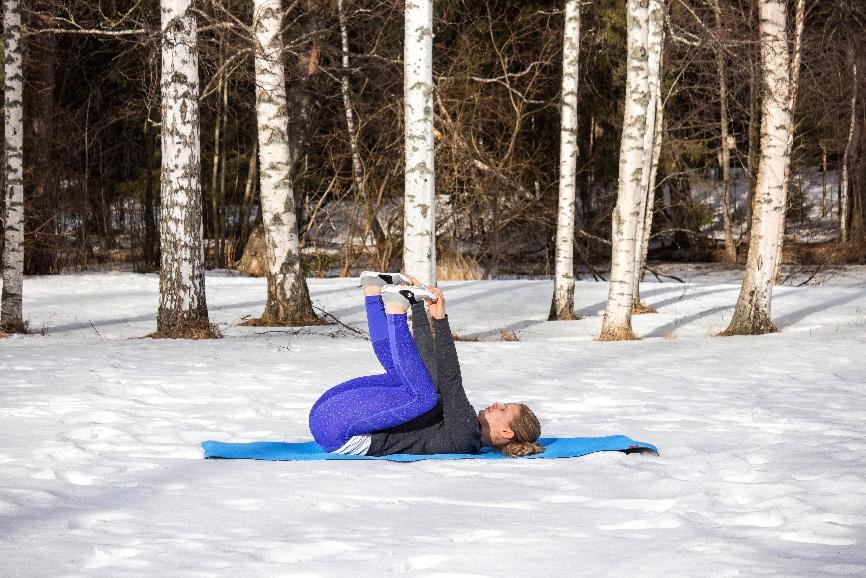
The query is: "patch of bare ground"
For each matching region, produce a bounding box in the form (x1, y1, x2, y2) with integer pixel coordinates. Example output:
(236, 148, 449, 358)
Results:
(239, 315, 328, 328)
(776, 239, 865, 266)
(500, 329, 519, 341)
(452, 333, 480, 342)
(632, 302, 657, 315)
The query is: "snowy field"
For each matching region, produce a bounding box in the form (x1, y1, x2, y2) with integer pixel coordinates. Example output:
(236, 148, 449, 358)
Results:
(2, 267, 866, 576)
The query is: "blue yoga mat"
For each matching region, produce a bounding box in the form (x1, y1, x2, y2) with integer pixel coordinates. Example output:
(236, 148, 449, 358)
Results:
(201, 435, 658, 462)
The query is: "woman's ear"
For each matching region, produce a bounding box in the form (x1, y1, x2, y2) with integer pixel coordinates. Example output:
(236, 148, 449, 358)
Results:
(500, 427, 515, 441)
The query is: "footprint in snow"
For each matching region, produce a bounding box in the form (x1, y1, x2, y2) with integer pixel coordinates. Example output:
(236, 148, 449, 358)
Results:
(779, 522, 858, 546)
(67, 425, 135, 443)
(393, 554, 450, 573)
(448, 528, 504, 543)
(715, 511, 786, 528)
(68, 511, 133, 530)
(598, 513, 683, 531)
(84, 547, 147, 570)
(222, 498, 260, 512)
(265, 540, 361, 563)
(60, 470, 97, 486)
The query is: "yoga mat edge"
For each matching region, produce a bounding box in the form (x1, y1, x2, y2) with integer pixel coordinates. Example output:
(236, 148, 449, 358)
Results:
(201, 435, 658, 462)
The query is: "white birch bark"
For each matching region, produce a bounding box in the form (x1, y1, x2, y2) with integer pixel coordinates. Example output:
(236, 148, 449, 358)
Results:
(712, 0, 736, 263)
(1, 0, 24, 329)
(773, 0, 805, 276)
(338, 0, 365, 202)
(549, 0, 581, 321)
(637, 83, 665, 298)
(209, 66, 223, 268)
(723, 0, 791, 335)
(337, 0, 386, 268)
(253, 0, 316, 324)
(840, 57, 857, 242)
(600, 0, 650, 341)
(157, 0, 210, 332)
(403, 0, 436, 286)
(631, 0, 664, 310)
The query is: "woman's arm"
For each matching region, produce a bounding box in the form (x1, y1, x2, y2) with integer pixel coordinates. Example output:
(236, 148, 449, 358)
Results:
(410, 301, 437, 384)
(429, 288, 481, 452)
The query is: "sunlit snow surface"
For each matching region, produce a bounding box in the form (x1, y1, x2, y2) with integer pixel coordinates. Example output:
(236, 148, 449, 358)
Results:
(2, 267, 865, 576)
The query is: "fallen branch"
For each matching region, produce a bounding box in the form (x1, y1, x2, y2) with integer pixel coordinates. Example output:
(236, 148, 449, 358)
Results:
(312, 305, 369, 339)
(646, 266, 684, 283)
(89, 320, 103, 339)
(796, 266, 824, 287)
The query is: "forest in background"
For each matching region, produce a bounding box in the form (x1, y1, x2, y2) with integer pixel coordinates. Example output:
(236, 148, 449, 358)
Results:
(1, 0, 863, 279)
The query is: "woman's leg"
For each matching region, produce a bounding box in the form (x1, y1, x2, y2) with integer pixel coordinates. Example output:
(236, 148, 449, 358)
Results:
(365, 295, 395, 372)
(308, 313, 438, 452)
(387, 312, 438, 401)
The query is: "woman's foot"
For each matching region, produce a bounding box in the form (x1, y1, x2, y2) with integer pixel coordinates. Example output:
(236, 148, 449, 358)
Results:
(381, 284, 438, 309)
(360, 271, 413, 288)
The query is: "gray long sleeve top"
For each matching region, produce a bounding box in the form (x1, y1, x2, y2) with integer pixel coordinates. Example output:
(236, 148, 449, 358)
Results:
(367, 303, 482, 456)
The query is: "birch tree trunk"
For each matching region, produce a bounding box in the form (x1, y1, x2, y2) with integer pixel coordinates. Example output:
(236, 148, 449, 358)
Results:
(337, 0, 388, 269)
(209, 65, 224, 268)
(637, 86, 665, 306)
(549, 0, 581, 321)
(403, 0, 436, 286)
(236, 141, 257, 259)
(712, 0, 736, 263)
(338, 0, 365, 213)
(287, 0, 320, 233)
(746, 48, 760, 228)
(723, 0, 791, 336)
(144, 111, 157, 269)
(820, 143, 828, 217)
(840, 56, 858, 242)
(1, 0, 25, 330)
(632, 0, 665, 311)
(157, 0, 211, 335)
(253, 0, 317, 325)
(599, 0, 651, 341)
(773, 0, 805, 279)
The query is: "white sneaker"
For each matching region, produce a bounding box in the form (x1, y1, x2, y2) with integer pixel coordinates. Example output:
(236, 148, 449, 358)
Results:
(381, 284, 438, 306)
(360, 271, 412, 288)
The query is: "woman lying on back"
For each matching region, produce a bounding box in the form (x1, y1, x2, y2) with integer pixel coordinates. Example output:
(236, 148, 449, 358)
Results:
(308, 272, 543, 457)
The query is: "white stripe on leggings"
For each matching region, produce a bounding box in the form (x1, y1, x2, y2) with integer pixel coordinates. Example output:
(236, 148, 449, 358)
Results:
(333, 435, 372, 456)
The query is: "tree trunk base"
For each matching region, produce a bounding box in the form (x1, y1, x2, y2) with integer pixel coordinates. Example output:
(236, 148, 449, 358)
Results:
(597, 325, 637, 341)
(253, 273, 323, 327)
(240, 314, 326, 328)
(548, 301, 578, 321)
(149, 318, 222, 340)
(632, 302, 657, 315)
(719, 318, 777, 336)
(0, 320, 29, 335)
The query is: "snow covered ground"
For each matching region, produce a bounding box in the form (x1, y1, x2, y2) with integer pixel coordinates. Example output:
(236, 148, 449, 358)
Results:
(1, 267, 865, 576)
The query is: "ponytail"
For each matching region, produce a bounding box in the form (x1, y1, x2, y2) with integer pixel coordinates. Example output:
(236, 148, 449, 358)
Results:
(501, 440, 545, 457)
(501, 403, 543, 457)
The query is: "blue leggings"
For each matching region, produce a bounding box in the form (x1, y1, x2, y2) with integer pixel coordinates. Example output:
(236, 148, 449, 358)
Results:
(308, 296, 438, 452)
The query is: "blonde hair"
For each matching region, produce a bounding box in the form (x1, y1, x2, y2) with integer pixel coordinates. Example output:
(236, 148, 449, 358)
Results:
(501, 403, 544, 457)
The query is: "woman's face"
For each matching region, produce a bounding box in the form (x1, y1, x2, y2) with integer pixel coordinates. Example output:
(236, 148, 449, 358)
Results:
(478, 402, 521, 446)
